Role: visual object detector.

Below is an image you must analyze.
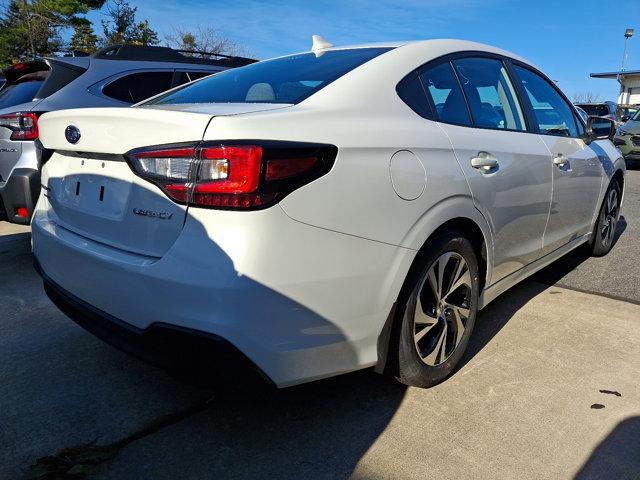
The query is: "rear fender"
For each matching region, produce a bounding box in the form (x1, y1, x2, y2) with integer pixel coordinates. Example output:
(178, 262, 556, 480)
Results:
(399, 194, 494, 288)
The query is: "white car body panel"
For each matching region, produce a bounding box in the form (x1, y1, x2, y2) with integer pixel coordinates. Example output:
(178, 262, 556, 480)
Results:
(31, 39, 625, 387)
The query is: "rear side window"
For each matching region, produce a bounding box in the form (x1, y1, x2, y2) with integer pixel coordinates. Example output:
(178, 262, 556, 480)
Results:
(452, 57, 526, 131)
(103, 71, 174, 103)
(419, 62, 471, 126)
(513, 65, 578, 137)
(396, 72, 431, 119)
(0, 72, 46, 109)
(146, 48, 393, 105)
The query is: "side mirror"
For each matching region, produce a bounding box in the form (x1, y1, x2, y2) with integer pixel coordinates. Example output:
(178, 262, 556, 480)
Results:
(586, 116, 615, 141)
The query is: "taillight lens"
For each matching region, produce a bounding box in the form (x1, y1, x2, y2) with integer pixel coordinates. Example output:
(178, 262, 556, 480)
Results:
(128, 142, 336, 210)
(0, 112, 39, 140)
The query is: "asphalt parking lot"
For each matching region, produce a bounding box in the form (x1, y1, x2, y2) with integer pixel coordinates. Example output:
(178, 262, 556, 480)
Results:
(2, 169, 639, 480)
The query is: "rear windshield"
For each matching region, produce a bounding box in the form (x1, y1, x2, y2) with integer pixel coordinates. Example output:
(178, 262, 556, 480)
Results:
(146, 47, 393, 106)
(578, 104, 609, 117)
(0, 72, 46, 109)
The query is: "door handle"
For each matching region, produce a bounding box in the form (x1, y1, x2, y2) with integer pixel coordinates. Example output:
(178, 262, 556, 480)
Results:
(470, 152, 499, 171)
(553, 154, 569, 168)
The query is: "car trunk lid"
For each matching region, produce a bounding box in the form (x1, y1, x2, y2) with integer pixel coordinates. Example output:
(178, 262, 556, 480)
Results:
(38, 107, 217, 257)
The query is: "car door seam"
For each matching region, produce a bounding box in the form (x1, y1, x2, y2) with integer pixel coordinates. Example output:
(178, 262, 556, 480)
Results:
(537, 134, 555, 253)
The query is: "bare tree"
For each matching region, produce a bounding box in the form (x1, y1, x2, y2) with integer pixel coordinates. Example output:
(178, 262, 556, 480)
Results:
(165, 25, 246, 56)
(573, 91, 602, 103)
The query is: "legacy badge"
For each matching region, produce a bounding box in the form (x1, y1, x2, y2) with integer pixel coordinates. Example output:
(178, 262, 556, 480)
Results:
(133, 208, 174, 220)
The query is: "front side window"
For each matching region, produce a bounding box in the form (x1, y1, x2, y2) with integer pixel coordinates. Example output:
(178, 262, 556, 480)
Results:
(146, 48, 392, 106)
(419, 62, 471, 126)
(453, 57, 526, 131)
(514, 65, 578, 137)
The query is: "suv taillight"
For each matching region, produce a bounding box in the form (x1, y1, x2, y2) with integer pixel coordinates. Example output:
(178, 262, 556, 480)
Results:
(0, 112, 39, 140)
(128, 142, 337, 210)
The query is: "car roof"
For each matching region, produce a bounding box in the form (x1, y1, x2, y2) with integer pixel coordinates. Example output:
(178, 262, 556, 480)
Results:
(281, 38, 534, 68)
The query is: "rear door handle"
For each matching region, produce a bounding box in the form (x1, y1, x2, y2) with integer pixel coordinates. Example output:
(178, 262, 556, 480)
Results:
(470, 152, 499, 171)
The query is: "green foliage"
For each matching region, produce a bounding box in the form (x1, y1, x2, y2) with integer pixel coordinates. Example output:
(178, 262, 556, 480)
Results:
(101, 0, 159, 46)
(0, 0, 104, 67)
(179, 32, 198, 51)
(70, 21, 99, 54)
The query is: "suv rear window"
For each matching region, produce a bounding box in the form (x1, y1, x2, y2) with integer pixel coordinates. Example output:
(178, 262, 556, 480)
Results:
(103, 71, 174, 103)
(146, 47, 393, 106)
(577, 104, 609, 117)
(0, 72, 47, 109)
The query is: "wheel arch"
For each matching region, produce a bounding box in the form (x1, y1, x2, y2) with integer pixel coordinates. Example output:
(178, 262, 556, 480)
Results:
(376, 200, 492, 376)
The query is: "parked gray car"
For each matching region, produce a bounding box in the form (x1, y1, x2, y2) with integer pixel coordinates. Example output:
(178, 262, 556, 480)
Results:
(0, 44, 255, 224)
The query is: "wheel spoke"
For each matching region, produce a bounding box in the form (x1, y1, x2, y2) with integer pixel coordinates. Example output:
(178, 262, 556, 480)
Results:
(607, 216, 617, 244)
(414, 296, 437, 324)
(438, 322, 449, 363)
(608, 190, 617, 215)
(426, 267, 440, 302)
(436, 253, 452, 300)
(451, 306, 467, 346)
(423, 322, 447, 365)
(414, 319, 438, 343)
(444, 270, 471, 301)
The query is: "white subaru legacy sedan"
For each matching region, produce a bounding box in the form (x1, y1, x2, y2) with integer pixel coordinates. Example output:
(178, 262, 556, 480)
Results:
(32, 38, 624, 388)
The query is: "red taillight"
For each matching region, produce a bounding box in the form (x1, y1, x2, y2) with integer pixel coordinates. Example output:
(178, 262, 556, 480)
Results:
(16, 207, 29, 218)
(0, 112, 39, 140)
(128, 142, 336, 210)
(197, 146, 262, 193)
(265, 157, 318, 181)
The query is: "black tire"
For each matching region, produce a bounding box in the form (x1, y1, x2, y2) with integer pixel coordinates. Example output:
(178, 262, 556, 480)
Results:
(590, 180, 621, 257)
(395, 231, 480, 388)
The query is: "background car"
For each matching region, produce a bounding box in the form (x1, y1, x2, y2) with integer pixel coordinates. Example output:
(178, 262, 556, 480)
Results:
(618, 104, 639, 123)
(574, 100, 618, 121)
(614, 108, 640, 163)
(0, 44, 255, 224)
(575, 105, 589, 123)
(32, 39, 624, 389)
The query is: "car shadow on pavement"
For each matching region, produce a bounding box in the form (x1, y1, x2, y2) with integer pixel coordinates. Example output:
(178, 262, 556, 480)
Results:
(99, 370, 408, 479)
(16, 174, 410, 480)
(574, 416, 640, 480)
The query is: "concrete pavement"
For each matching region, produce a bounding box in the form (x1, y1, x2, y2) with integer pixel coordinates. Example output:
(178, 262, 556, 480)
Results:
(1, 169, 639, 479)
(98, 283, 640, 480)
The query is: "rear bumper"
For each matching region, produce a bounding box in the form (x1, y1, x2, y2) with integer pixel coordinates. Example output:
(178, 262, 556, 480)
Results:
(31, 204, 414, 387)
(36, 260, 270, 385)
(0, 168, 40, 224)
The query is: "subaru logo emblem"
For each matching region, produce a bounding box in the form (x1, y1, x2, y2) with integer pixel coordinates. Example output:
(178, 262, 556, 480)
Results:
(65, 125, 81, 144)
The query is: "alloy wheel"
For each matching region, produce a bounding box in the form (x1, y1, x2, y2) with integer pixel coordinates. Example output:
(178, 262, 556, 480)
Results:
(601, 188, 619, 248)
(413, 252, 472, 366)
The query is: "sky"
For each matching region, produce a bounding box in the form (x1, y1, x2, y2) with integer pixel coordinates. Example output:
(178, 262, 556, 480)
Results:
(87, 0, 640, 101)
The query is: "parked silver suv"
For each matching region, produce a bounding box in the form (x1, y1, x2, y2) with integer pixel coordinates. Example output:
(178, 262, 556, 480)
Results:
(0, 44, 255, 224)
